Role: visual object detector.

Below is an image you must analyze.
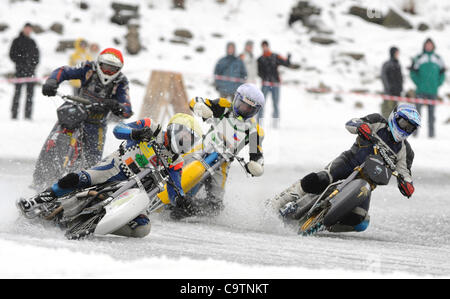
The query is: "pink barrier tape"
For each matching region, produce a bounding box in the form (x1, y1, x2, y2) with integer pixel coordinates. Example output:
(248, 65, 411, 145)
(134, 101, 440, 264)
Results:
(262, 81, 281, 87)
(0, 76, 48, 84)
(214, 74, 246, 83)
(305, 87, 450, 106)
(2, 72, 447, 107)
(214, 75, 281, 87)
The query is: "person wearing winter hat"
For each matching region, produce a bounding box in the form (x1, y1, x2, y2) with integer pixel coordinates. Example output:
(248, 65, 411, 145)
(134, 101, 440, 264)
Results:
(213, 41, 247, 100)
(380, 46, 403, 119)
(9, 22, 40, 120)
(68, 38, 93, 95)
(410, 38, 445, 138)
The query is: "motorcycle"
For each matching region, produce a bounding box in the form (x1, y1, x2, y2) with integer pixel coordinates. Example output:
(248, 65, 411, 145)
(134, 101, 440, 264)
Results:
(19, 138, 185, 240)
(156, 119, 250, 207)
(19, 119, 249, 239)
(32, 93, 113, 191)
(274, 134, 401, 236)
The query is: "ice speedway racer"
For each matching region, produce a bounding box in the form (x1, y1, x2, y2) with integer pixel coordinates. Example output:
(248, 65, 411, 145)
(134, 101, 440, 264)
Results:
(167, 83, 266, 220)
(33, 48, 132, 191)
(16, 87, 263, 240)
(267, 104, 421, 236)
(32, 93, 126, 190)
(17, 113, 201, 239)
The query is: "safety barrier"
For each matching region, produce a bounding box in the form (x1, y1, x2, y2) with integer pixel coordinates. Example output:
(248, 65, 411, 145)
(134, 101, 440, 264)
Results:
(2, 73, 448, 106)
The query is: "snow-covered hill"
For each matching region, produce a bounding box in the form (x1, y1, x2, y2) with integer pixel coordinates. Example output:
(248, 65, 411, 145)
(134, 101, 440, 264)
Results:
(0, 0, 449, 278)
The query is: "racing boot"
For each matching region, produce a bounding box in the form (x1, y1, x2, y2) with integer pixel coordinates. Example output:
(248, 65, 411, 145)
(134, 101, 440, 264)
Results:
(17, 188, 57, 213)
(170, 195, 199, 220)
(266, 180, 306, 215)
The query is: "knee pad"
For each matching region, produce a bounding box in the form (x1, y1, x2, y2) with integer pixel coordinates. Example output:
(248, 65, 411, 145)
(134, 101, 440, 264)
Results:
(57, 173, 80, 189)
(301, 171, 330, 194)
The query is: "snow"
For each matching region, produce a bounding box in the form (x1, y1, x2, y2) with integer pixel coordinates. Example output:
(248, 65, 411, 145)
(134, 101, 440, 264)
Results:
(0, 0, 449, 278)
(0, 238, 424, 279)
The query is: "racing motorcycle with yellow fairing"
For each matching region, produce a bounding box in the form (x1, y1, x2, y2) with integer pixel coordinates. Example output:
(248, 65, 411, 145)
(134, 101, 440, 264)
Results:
(156, 118, 250, 207)
(20, 120, 248, 239)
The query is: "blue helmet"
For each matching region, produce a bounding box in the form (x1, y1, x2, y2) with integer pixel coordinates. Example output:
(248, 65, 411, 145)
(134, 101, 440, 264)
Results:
(388, 103, 421, 142)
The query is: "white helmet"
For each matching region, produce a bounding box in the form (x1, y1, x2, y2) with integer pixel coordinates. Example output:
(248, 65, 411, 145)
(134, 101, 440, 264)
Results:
(95, 48, 124, 85)
(232, 83, 265, 121)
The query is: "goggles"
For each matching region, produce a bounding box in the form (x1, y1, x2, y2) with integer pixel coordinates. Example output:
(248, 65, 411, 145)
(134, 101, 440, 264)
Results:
(396, 116, 417, 134)
(233, 93, 261, 120)
(99, 62, 121, 76)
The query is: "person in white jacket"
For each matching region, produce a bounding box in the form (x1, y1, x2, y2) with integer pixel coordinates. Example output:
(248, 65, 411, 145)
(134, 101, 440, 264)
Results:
(240, 40, 258, 84)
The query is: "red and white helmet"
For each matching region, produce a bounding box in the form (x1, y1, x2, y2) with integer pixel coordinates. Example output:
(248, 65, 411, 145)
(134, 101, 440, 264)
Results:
(95, 48, 124, 85)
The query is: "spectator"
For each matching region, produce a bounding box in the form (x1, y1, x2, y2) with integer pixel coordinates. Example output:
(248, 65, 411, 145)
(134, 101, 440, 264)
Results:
(381, 46, 403, 119)
(240, 40, 257, 84)
(257, 40, 292, 128)
(214, 42, 247, 99)
(173, 0, 185, 9)
(9, 23, 40, 120)
(69, 38, 93, 95)
(89, 42, 100, 58)
(410, 38, 445, 138)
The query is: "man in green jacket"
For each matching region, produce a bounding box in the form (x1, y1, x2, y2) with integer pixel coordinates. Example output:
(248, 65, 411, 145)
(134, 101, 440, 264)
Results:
(410, 38, 445, 138)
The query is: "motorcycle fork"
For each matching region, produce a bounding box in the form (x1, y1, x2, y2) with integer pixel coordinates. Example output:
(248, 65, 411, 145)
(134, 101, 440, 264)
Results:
(303, 168, 363, 222)
(63, 129, 82, 168)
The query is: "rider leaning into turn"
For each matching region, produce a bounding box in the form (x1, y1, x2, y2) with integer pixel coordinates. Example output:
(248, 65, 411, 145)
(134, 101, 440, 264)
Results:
(270, 103, 421, 233)
(19, 113, 203, 238)
(32, 48, 133, 189)
(170, 83, 266, 220)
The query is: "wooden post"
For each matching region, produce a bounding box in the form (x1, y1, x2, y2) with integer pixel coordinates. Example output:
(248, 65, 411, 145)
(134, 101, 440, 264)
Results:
(139, 70, 191, 125)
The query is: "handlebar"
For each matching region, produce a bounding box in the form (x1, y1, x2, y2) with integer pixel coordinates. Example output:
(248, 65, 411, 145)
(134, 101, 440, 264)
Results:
(204, 119, 249, 175)
(368, 134, 399, 177)
(146, 139, 186, 200)
(57, 92, 117, 111)
(57, 92, 91, 105)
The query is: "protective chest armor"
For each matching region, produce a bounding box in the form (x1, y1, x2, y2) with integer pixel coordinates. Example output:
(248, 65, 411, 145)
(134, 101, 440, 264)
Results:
(204, 117, 252, 155)
(119, 141, 174, 177)
(78, 72, 122, 124)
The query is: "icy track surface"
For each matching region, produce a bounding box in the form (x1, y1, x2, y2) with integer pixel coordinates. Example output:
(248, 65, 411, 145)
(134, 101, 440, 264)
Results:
(1, 159, 449, 278)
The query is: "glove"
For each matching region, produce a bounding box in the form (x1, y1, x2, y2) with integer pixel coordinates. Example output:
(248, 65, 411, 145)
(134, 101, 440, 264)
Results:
(193, 100, 213, 119)
(398, 177, 414, 198)
(131, 126, 156, 142)
(87, 101, 104, 113)
(42, 78, 58, 97)
(105, 99, 124, 116)
(357, 123, 372, 141)
(245, 160, 264, 177)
